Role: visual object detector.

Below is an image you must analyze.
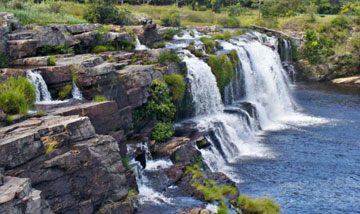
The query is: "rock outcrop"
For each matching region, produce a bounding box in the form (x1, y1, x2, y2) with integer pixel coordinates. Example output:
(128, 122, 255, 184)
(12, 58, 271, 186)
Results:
(177, 207, 215, 214)
(0, 176, 53, 214)
(0, 115, 137, 213)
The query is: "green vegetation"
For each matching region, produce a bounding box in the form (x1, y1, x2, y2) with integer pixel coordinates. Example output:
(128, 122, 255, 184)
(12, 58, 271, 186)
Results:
(160, 9, 181, 27)
(164, 74, 186, 102)
(92, 44, 116, 53)
(42, 137, 59, 154)
(302, 29, 334, 64)
(159, 49, 182, 65)
(106, 57, 116, 63)
(208, 54, 234, 94)
(219, 16, 240, 28)
(58, 84, 72, 100)
(5, 115, 15, 125)
(200, 37, 216, 54)
(122, 158, 130, 170)
(93, 95, 108, 102)
(0, 77, 36, 115)
(218, 202, 230, 214)
(84, 2, 135, 25)
(37, 45, 74, 56)
(151, 122, 175, 141)
(0, 54, 10, 68)
(162, 28, 183, 40)
(0, 1, 87, 25)
(37, 110, 44, 117)
(132, 80, 176, 141)
(48, 56, 57, 66)
(232, 195, 281, 214)
(228, 49, 239, 68)
(152, 41, 166, 49)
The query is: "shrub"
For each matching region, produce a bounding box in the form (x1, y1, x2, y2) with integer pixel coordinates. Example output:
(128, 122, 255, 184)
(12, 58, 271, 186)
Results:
(218, 202, 230, 214)
(164, 74, 185, 102)
(208, 54, 234, 94)
(0, 54, 10, 68)
(152, 41, 166, 49)
(0, 77, 36, 115)
(232, 195, 281, 214)
(93, 95, 108, 102)
(219, 16, 240, 28)
(200, 37, 216, 54)
(92, 44, 116, 53)
(302, 30, 334, 64)
(160, 10, 181, 27)
(58, 84, 72, 100)
(159, 49, 182, 65)
(228, 49, 239, 68)
(132, 80, 176, 126)
(48, 56, 57, 66)
(162, 28, 182, 40)
(84, 4, 135, 25)
(151, 122, 174, 142)
(49, 2, 62, 14)
(194, 50, 205, 57)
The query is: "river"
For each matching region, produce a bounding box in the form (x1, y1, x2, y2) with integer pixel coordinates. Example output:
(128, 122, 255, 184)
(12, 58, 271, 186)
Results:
(234, 83, 360, 214)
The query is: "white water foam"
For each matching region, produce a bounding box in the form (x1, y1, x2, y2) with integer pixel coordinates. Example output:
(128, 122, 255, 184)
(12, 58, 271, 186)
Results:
(135, 37, 148, 50)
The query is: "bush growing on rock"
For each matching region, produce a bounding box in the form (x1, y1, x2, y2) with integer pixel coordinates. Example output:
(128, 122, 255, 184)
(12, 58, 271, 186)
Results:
(160, 10, 181, 27)
(164, 74, 186, 102)
(159, 49, 182, 65)
(152, 122, 174, 142)
(162, 28, 183, 40)
(0, 77, 36, 115)
(208, 54, 234, 95)
(93, 95, 108, 102)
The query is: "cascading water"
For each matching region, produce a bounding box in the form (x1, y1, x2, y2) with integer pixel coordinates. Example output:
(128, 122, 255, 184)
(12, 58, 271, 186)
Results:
(72, 81, 83, 100)
(26, 69, 84, 103)
(135, 37, 148, 50)
(26, 70, 52, 103)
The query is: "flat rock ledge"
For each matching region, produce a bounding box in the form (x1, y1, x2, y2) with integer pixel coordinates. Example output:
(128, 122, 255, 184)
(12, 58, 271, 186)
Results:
(332, 75, 360, 84)
(0, 115, 136, 213)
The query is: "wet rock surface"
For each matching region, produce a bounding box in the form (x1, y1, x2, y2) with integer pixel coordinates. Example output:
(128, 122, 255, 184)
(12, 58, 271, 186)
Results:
(177, 207, 215, 214)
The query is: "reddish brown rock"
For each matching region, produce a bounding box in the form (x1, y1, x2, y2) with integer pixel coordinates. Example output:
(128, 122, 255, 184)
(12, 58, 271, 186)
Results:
(166, 162, 185, 184)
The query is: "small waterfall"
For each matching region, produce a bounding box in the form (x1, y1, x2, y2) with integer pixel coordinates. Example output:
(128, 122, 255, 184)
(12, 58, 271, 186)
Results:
(182, 51, 223, 116)
(26, 70, 52, 103)
(280, 39, 296, 83)
(72, 81, 83, 100)
(129, 143, 174, 205)
(135, 37, 148, 50)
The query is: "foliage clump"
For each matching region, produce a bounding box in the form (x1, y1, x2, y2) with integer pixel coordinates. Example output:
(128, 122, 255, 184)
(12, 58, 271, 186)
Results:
(162, 28, 183, 40)
(48, 56, 57, 66)
(302, 29, 334, 64)
(219, 16, 240, 28)
(164, 74, 185, 102)
(84, 3, 135, 25)
(152, 122, 174, 142)
(93, 95, 108, 102)
(232, 195, 281, 214)
(200, 37, 216, 54)
(0, 54, 10, 68)
(208, 54, 234, 94)
(58, 84, 72, 100)
(0, 77, 36, 115)
(160, 10, 181, 27)
(159, 49, 182, 65)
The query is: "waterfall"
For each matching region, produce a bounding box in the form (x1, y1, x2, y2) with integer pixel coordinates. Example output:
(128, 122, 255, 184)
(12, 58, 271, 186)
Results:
(72, 81, 83, 100)
(222, 39, 297, 129)
(182, 51, 223, 116)
(129, 143, 174, 205)
(26, 70, 52, 103)
(135, 37, 148, 50)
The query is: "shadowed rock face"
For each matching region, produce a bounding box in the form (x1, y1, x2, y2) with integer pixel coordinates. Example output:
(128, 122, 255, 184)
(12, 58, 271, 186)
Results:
(0, 115, 137, 214)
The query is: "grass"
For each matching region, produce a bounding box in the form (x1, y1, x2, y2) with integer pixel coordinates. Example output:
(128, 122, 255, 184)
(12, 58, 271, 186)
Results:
(159, 49, 182, 65)
(0, 1, 87, 25)
(5, 115, 15, 125)
(42, 137, 59, 154)
(232, 195, 281, 214)
(0, 77, 36, 115)
(58, 84, 72, 100)
(122, 158, 130, 170)
(48, 56, 57, 66)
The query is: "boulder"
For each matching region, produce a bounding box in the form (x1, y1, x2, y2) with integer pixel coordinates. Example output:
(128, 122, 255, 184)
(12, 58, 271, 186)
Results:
(0, 176, 53, 214)
(49, 101, 121, 135)
(332, 75, 360, 84)
(170, 143, 202, 165)
(0, 12, 22, 54)
(156, 137, 190, 158)
(166, 162, 185, 184)
(138, 23, 161, 46)
(177, 208, 215, 214)
(7, 39, 38, 59)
